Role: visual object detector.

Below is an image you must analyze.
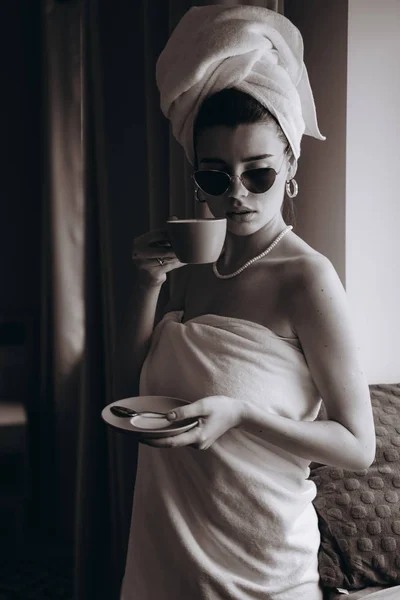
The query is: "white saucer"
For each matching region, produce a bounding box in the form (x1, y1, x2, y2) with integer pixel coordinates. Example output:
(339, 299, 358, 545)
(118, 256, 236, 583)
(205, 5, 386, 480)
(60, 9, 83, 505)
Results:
(101, 395, 199, 439)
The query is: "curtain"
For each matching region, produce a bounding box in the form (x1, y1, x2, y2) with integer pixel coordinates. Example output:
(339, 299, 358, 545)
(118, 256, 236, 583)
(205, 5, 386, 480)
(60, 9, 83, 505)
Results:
(41, 1, 283, 599)
(42, 0, 117, 597)
(41, 0, 84, 548)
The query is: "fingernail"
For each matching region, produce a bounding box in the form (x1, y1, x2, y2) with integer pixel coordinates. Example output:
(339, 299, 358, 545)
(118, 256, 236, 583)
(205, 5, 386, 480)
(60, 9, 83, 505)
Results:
(167, 411, 177, 420)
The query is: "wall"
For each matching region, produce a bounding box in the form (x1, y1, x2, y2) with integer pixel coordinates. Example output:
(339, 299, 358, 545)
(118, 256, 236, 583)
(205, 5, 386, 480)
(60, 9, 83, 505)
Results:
(286, 0, 400, 384)
(346, 0, 400, 383)
(284, 0, 348, 286)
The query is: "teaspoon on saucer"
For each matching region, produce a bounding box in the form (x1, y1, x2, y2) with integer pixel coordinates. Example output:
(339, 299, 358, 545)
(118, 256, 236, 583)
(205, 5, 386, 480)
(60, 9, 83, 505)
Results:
(110, 405, 167, 419)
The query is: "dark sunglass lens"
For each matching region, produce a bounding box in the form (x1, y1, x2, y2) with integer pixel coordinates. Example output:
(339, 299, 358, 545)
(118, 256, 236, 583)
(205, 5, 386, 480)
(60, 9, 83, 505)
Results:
(194, 171, 230, 195)
(243, 168, 277, 193)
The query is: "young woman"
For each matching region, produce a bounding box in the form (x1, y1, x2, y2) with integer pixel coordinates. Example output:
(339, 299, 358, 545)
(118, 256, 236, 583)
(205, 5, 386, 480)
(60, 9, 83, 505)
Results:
(116, 7, 375, 600)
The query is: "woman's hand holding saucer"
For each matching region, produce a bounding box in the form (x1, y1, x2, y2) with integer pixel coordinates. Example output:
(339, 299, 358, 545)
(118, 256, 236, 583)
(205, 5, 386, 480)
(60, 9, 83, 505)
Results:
(139, 395, 244, 450)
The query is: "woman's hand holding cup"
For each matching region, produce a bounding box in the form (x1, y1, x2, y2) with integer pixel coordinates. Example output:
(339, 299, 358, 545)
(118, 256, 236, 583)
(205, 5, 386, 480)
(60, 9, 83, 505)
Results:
(132, 216, 187, 287)
(132, 215, 227, 287)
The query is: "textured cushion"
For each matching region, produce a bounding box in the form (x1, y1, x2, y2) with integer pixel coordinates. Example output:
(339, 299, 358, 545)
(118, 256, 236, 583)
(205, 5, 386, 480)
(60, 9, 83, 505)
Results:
(310, 384, 400, 590)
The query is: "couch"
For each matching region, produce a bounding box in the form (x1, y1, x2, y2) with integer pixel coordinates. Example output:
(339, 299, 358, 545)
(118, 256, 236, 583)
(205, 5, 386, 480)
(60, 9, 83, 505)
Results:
(310, 384, 400, 600)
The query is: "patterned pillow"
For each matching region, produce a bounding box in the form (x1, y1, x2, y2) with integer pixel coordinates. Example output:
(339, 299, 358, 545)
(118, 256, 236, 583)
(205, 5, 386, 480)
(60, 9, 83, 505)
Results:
(310, 384, 400, 590)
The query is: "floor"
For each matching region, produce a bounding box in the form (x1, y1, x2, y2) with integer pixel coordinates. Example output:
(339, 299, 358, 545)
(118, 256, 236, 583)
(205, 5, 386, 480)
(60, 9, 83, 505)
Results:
(0, 450, 74, 600)
(0, 416, 74, 599)
(0, 536, 73, 600)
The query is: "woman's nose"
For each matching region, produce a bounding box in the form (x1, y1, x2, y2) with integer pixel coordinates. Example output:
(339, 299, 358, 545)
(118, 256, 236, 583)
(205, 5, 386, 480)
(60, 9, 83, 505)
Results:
(227, 174, 248, 197)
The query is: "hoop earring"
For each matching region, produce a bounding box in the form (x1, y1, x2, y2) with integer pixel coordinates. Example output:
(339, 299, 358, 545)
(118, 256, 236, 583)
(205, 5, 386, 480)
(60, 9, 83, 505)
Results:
(195, 187, 206, 203)
(285, 178, 298, 199)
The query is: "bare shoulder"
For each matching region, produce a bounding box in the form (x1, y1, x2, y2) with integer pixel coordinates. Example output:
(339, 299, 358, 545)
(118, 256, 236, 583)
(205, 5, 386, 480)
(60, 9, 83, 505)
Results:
(276, 230, 342, 297)
(282, 243, 357, 362)
(286, 250, 343, 299)
(278, 237, 348, 337)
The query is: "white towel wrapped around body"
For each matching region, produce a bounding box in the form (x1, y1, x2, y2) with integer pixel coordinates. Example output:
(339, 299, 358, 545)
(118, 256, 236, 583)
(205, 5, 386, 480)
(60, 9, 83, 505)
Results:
(121, 311, 323, 600)
(156, 5, 325, 173)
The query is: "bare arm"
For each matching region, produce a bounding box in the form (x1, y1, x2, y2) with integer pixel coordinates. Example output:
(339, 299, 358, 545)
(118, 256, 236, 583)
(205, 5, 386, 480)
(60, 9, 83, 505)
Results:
(240, 408, 374, 470)
(113, 227, 189, 399)
(114, 267, 191, 399)
(113, 275, 164, 399)
(240, 255, 376, 470)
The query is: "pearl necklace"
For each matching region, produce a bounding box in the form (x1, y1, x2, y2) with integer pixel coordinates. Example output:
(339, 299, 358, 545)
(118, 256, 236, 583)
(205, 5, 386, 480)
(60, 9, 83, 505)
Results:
(212, 225, 293, 280)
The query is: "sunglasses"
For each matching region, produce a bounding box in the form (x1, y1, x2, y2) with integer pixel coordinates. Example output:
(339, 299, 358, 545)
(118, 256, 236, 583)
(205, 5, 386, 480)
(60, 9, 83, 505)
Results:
(192, 152, 287, 196)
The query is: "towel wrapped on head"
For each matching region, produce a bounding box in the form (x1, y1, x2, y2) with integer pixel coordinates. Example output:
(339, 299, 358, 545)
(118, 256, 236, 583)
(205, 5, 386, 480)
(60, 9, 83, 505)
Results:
(156, 5, 325, 175)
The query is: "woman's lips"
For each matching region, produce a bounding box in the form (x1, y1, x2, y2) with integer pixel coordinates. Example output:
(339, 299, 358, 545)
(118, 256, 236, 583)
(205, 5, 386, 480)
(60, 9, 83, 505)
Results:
(226, 210, 256, 222)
